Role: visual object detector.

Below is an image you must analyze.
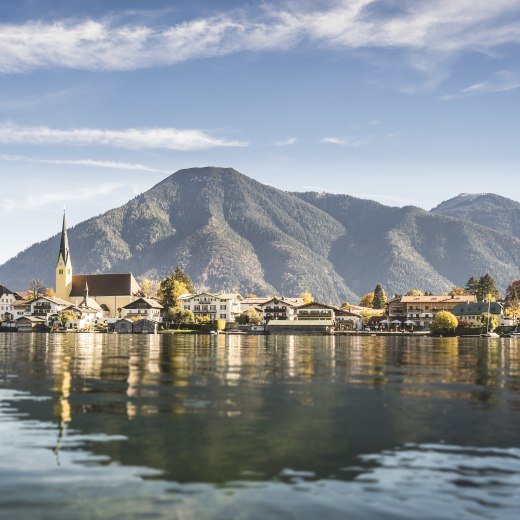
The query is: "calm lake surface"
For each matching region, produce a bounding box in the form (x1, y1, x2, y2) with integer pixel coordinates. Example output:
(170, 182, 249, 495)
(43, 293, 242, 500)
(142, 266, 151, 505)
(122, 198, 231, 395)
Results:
(1, 333, 520, 519)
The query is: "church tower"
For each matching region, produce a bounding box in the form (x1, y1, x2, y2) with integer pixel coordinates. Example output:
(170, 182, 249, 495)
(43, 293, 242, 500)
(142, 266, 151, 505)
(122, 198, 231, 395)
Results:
(55, 211, 73, 300)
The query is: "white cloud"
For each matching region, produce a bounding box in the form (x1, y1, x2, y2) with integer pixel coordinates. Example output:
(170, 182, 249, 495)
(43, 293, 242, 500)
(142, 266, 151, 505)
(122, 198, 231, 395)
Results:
(0, 154, 169, 173)
(0, 1, 517, 74)
(0, 182, 122, 214)
(0, 123, 247, 150)
(321, 136, 371, 147)
(440, 71, 520, 100)
(273, 136, 297, 146)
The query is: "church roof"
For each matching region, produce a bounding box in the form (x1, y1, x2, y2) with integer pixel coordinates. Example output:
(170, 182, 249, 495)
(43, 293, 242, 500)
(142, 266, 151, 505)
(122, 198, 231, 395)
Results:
(69, 274, 141, 297)
(57, 211, 71, 265)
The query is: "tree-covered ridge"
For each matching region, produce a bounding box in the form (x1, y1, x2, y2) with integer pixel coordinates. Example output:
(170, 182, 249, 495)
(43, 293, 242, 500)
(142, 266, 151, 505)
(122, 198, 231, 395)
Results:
(2, 167, 520, 304)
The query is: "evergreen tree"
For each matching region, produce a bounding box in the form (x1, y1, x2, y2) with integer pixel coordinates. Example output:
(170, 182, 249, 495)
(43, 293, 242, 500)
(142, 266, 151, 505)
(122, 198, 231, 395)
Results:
(465, 276, 479, 296)
(172, 266, 194, 293)
(372, 284, 387, 309)
(477, 273, 500, 301)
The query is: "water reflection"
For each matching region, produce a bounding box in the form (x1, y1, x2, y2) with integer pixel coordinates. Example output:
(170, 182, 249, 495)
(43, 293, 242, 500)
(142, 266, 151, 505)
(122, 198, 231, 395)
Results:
(1, 333, 520, 518)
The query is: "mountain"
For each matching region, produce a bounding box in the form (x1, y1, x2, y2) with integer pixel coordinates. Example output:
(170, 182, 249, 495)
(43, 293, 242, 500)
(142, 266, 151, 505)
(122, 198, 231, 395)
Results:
(297, 192, 520, 297)
(431, 193, 520, 240)
(2, 167, 520, 303)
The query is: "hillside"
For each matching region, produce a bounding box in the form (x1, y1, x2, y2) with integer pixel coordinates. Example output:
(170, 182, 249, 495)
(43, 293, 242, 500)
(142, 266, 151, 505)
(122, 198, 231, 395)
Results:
(431, 193, 520, 240)
(2, 168, 520, 303)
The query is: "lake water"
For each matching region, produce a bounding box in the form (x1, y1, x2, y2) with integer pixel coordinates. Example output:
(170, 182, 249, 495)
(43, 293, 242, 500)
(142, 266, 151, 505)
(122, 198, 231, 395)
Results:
(1, 333, 520, 519)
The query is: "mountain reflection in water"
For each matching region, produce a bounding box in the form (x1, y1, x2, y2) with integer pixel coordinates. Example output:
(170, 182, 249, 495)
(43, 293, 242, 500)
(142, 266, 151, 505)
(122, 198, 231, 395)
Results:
(0, 333, 519, 519)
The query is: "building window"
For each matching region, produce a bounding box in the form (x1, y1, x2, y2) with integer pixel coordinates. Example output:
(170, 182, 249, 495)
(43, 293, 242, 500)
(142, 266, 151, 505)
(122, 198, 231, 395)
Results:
(59, 269, 63, 275)
(220, 314, 226, 319)
(220, 305, 226, 310)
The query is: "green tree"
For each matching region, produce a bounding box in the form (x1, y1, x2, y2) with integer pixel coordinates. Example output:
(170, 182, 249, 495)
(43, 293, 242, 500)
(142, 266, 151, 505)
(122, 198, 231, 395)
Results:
(172, 266, 194, 293)
(372, 284, 387, 309)
(158, 276, 189, 310)
(430, 311, 458, 336)
(465, 276, 479, 296)
(477, 274, 500, 302)
(359, 293, 374, 308)
(168, 309, 194, 329)
(479, 313, 500, 333)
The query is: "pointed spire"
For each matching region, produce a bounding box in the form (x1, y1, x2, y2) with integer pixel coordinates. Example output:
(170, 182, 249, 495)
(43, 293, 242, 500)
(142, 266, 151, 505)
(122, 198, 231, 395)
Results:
(84, 281, 89, 299)
(57, 209, 71, 266)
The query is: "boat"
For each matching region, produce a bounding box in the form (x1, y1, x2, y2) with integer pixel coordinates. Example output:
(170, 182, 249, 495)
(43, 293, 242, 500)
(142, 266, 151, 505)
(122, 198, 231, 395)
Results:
(480, 299, 500, 338)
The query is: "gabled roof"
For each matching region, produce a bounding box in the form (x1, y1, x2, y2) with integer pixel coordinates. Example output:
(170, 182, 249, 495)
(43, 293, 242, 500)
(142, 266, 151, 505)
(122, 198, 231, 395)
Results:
(69, 274, 140, 297)
(452, 302, 503, 315)
(123, 297, 163, 309)
(258, 297, 298, 308)
(0, 285, 16, 297)
(297, 301, 337, 310)
(12, 300, 31, 308)
(32, 295, 73, 306)
(178, 292, 242, 301)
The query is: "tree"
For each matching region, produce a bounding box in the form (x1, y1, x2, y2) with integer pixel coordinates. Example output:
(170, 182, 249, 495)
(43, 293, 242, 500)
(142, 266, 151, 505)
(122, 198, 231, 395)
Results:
(406, 289, 423, 296)
(359, 293, 374, 308)
(300, 292, 314, 304)
(44, 287, 55, 297)
(140, 278, 160, 299)
(479, 313, 500, 333)
(506, 281, 520, 317)
(465, 276, 479, 296)
(158, 276, 189, 310)
(477, 274, 500, 302)
(172, 266, 194, 293)
(57, 310, 77, 329)
(430, 311, 458, 336)
(236, 308, 263, 325)
(29, 278, 46, 299)
(449, 286, 466, 297)
(168, 309, 194, 329)
(372, 284, 387, 309)
(246, 294, 258, 299)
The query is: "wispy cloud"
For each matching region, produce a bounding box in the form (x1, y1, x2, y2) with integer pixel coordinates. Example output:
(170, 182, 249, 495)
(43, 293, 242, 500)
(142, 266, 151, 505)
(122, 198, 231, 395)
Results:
(0, 154, 170, 173)
(0, 182, 122, 214)
(0, 88, 93, 111)
(273, 136, 297, 146)
(0, 1, 517, 74)
(440, 71, 520, 100)
(0, 123, 247, 150)
(321, 136, 371, 147)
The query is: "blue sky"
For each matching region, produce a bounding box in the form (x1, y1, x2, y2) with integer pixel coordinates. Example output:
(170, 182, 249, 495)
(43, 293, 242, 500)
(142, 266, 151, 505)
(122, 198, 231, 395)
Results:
(0, 0, 519, 264)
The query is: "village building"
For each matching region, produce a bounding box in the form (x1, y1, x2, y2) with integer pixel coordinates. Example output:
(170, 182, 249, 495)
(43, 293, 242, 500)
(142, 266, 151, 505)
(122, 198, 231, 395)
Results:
(15, 316, 48, 333)
(30, 295, 73, 320)
(114, 319, 133, 334)
(55, 212, 141, 317)
(0, 285, 23, 321)
(451, 302, 504, 327)
(178, 292, 243, 322)
(257, 297, 301, 322)
(132, 318, 159, 334)
(266, 319, 335, 334)
(335, 308, 363, 331)
(240, 297, 270, 313)
(123, 297, 163, 321)
(388, 294, 477, 330)
(296, 301, 337, 320)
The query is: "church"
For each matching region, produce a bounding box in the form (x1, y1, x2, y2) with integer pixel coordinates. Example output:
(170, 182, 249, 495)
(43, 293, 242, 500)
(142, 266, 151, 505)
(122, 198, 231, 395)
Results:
(55, 213, 141, 317)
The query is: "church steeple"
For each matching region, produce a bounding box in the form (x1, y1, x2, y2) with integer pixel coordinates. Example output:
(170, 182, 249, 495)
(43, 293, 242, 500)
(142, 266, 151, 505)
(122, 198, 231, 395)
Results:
(57, 210, 71, 266)
(55, 210, 73, 300)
